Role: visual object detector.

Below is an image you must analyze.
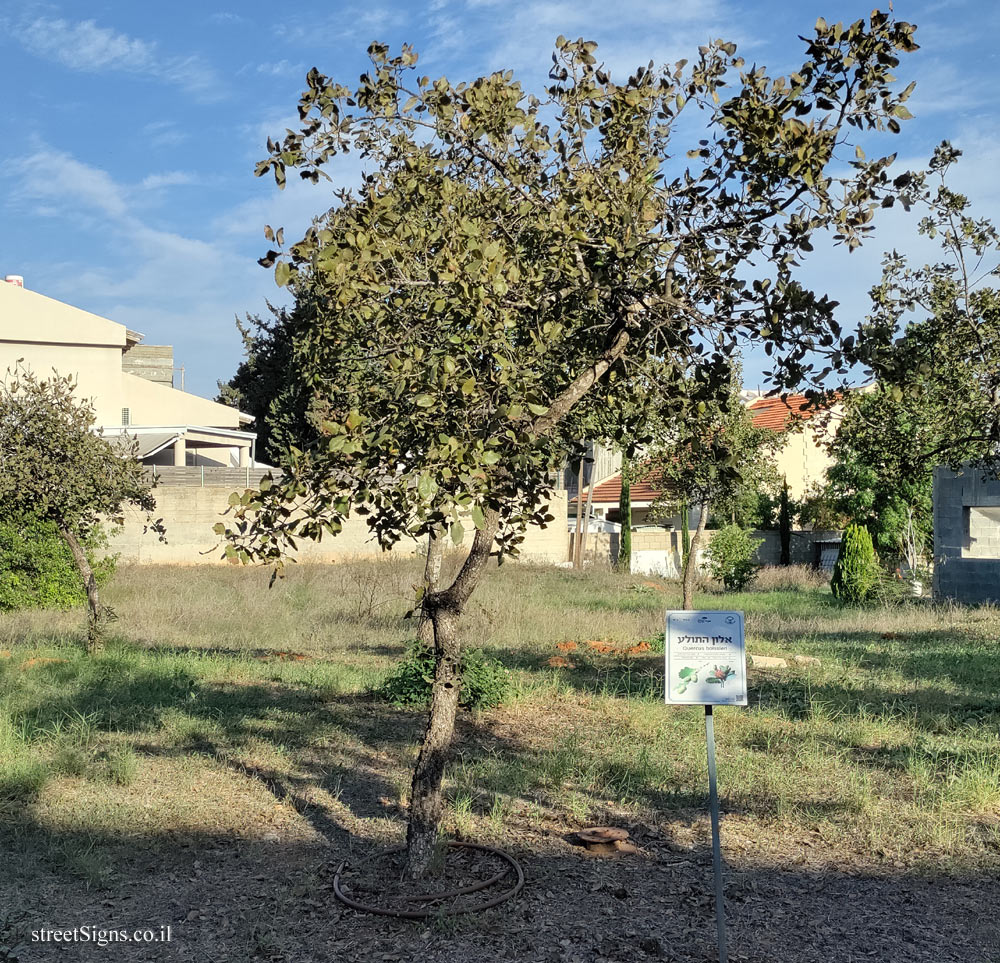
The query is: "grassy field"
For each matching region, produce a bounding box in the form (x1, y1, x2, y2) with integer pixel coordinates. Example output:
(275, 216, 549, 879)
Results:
(1, 559, 998, 962)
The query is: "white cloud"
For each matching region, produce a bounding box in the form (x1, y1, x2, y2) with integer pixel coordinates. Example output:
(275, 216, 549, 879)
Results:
(16, 16, 224, 100)
(3, 147, 262, 394)
(142, 121, 189, 149)
(209, 12, 247, 25)
(20, 17, 156, 72)
(256, 59, 306, 78)
(14, 149, 129, 219)
(140, 171, 198, 190)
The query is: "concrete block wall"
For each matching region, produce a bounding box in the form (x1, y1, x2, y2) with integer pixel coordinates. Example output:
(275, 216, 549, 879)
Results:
(933, 464, 1000, 604)
(115, 488, 568, 566)
(588, 527, 841, 574)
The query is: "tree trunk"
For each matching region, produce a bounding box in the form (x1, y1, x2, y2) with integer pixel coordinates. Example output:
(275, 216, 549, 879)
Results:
(59, 525, 103, 654)
(617, 459, 631, 572)
(682, 501, 708, 610)
(680, 499, 690, 566)
(406, 510, 499, 879)
(572, 457, 585, 568)
(779, 478, 791, 566)
(418, 529, 445, 645)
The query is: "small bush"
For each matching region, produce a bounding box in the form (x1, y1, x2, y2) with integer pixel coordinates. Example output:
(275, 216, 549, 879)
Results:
(0, 516, 115, 612)
(831, 523, 880, 605)
(705, 525, 763, 592)
(378, 641, 512, 710)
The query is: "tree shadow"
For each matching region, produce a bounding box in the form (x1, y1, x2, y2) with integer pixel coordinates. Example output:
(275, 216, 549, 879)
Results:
(1, 814, 997, 963)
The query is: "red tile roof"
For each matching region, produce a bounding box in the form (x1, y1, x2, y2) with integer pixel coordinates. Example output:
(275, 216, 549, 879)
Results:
(749, 394, 830, 431)
(571, 469, 676, 506)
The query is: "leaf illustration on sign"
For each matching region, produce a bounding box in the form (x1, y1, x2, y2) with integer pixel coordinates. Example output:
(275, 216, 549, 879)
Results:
(705, 665, 736, 687)
(675, 665, 699, 694)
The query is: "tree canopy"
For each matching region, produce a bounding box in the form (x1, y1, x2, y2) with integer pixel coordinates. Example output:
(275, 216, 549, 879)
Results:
(824, 144, 999, 559)
(223, 16, 919, 878)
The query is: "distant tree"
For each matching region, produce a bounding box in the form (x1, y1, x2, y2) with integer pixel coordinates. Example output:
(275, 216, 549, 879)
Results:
(0, 367, 162, 653)
(828, 144, 1000, 560)
(705, 524, 764, 591)
(778, 478, 792, 565)
(617, 457, 632, 571)
(223, 20, 919, 878)
(217, 301, 317, 464)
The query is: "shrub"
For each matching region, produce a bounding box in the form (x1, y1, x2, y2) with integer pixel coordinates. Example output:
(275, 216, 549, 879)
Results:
(831, 523, 880, 604)
(378, 641, 511, 710)
(0, 516, 115, 612)
(705, 525, 763, 591)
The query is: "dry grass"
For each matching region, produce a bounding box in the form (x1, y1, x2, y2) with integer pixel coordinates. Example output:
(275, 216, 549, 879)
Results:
(0, 560, 998, 960)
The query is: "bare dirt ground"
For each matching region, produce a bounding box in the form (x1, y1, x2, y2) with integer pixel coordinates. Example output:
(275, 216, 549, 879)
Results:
(4, 814, 998, 963)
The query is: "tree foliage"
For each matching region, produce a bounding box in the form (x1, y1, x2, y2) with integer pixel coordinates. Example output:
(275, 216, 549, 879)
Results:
(705, 524, 763, 591)
(217, 302, 318, 465)
(0, 517, 114, 612)
(825, 145, 999, 558)
(223, 18, 919, 876)
(831, 522, 879, 604)
(0, 367, 161, 651)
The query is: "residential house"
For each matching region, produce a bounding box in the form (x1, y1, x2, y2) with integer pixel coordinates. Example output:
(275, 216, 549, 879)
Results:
(567, 392, 844, 524)
(0, 278, 255, 468)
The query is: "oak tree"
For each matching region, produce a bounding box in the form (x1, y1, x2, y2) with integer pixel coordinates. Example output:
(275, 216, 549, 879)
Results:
(224, 16, 919, 877)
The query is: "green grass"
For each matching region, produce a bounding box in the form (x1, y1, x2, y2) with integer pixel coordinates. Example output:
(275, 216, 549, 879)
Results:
(0, 559, 998, 889)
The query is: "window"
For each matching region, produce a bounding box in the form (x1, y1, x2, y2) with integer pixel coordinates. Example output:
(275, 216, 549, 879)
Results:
(121, 407, 130, 426)
(963, 506, 1000, 559)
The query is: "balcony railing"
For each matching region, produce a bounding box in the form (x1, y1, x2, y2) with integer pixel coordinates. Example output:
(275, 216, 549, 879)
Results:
(145, 466, 282, 488)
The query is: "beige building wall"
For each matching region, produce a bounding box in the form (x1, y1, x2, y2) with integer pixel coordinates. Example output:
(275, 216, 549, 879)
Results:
(121, 373, 244, 428)
(773, 422, 835, 499)
(0, 339, 126, 425)
(115, 487, 568, 565)
(0, 284, 130, 425)
(772, 407, 842, 500)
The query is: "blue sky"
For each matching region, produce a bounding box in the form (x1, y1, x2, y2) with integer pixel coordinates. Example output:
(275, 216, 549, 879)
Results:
(1, 0, 998, 399)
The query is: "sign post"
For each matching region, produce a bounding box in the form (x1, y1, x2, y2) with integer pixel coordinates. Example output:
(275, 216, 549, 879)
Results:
(665, 610, 747, 963)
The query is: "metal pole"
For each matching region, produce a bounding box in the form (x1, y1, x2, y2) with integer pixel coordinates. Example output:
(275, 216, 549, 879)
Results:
(705, 705, 728, 963)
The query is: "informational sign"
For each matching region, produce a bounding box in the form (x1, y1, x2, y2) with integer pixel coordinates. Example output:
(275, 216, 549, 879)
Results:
(664, 610, 747, 706)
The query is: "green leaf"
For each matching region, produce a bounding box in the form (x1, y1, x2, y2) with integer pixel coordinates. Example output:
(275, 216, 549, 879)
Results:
(470, 505, 485, 530)
(461, 377, 476, 395)
(275, 261, 292, 287)
(451, 520, 465, 545)
(212, 522, 226, 535)
(414, 394, 434, 407)
(228, 492, 241, 507)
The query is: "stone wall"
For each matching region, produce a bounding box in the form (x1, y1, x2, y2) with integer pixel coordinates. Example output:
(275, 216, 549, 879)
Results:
(115, 487, 568, 566)
(933, 465, 1000, 604)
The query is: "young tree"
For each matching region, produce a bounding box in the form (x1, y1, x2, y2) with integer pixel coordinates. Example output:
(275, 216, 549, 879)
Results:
(224, 18, 919, 877)
(0, 368, 162, 653)
(647, 364, 781, 607)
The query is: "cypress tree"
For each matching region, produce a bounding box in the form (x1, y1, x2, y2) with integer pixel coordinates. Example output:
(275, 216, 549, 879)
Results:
(831, 523, 879, 604)
(779, 478, 791, 566)
(617, 460, 632, 572)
